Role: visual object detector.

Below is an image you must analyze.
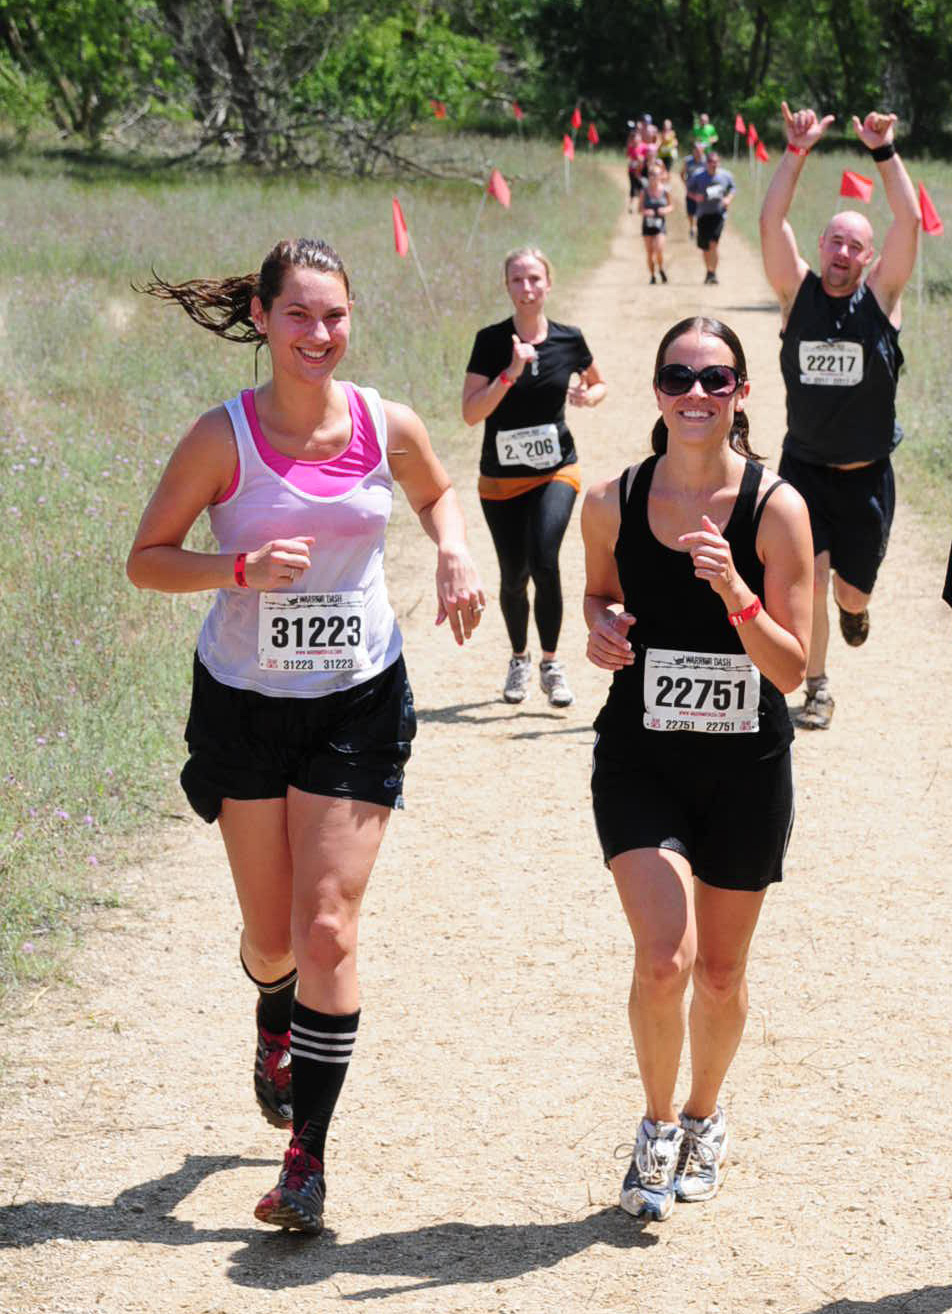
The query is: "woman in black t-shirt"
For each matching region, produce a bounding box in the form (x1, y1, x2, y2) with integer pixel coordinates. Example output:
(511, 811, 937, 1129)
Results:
(463, 247, 606, 707)
(581, 316, 812, 1222)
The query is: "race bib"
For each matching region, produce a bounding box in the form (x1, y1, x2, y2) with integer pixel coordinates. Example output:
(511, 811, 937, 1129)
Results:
(798, 339, 864, 386)
(257, 591, 369, 673)
(644, 214, 663, 229)
(496, 423, 561, 470)
(643, 648, 760, 734)
(705, 183, 725, 201)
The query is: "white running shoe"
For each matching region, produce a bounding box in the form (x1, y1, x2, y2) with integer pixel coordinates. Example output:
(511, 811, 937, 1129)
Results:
(503, 653, 531, 703)
(539, 659, 574, 707)
(674, 1106, 729, 1202)
(619, 1118, 683, 1220)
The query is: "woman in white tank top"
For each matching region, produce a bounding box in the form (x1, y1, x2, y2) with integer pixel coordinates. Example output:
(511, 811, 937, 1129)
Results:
(127, 238, 485, 1233)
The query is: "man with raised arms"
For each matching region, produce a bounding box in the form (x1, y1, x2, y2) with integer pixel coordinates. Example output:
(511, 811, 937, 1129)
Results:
(760, 103, 920, 729)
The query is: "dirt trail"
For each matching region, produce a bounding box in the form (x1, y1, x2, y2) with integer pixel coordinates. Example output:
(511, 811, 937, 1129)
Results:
(3, 179, 952, 1314)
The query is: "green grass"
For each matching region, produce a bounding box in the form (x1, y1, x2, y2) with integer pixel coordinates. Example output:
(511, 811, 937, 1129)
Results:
(0, 136, 621, 996)
(728, 148, 952, 529)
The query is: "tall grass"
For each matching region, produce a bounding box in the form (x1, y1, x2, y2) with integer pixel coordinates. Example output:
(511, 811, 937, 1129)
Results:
(728, 148, 952, 526)
(0, 137, 622, 993)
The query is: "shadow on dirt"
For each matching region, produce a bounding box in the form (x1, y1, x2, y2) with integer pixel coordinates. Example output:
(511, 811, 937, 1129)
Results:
(803, 1290, 952, 1314)
(0, 1153, 657, 1294)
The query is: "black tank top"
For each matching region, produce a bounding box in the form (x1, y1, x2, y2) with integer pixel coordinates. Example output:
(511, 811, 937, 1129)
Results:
(780, 271, 903, 465)
(593, 455, 793, 763)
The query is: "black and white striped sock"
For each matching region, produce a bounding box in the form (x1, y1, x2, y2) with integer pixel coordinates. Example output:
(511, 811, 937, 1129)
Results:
(290, 1002, 360, 1163)
(240, 954, 298, 1035)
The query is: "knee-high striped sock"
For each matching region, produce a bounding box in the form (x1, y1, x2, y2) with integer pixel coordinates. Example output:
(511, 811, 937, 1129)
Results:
(290, 1002, 360, 1163)
(240, 954, 297, 1035)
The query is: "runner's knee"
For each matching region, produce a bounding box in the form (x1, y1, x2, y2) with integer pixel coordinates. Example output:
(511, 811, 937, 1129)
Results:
(693, 953, 747, 1004)
(294, 905, 357, 975)
(635, 946, 694, 996)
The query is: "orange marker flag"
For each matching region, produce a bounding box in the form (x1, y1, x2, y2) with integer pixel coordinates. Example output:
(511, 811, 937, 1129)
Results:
(512, 101, 525, 121)
(735, 113, 746, 135)
(840, 170, 874, 203)
(392, 197, 409, 257)
(755, 139, 769, 163)
(587, 122, 599, 145)
(429, 99, 447, 120)
(919, 182, 944, 235)
(563, 134, 575, 159)
(571, 106, 582, 130)
(487, 168, 511, 208)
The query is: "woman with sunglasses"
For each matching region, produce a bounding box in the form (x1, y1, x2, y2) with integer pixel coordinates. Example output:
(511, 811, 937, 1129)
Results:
(463, 247, 606, 707)
(581, 317, 812, 1221)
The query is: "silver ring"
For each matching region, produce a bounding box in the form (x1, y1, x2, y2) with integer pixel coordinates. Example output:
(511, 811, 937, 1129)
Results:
(471, 603, 484, 614)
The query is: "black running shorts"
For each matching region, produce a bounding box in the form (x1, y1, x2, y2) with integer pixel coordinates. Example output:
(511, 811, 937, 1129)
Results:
(778, 451, 895, 595)
(591, 740, 794, 891)
(696, 213, 725, 249)
(180, 653, 416, 823)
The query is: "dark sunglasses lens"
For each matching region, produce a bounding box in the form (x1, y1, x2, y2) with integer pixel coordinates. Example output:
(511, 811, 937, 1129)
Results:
(699, 366, 739, 395)
(657, 365, 695, 395)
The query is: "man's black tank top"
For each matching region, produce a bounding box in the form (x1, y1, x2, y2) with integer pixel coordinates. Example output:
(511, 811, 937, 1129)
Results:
(780, 270, 903, 465)
(593, 455, 793, 763)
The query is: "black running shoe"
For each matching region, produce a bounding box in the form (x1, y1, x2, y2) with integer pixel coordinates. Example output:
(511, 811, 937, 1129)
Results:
(838, 604, 869, 647)
(254, 1013, 293, 1129)
(254, 1137, 325, 1232)
(659, 268, 668, 283)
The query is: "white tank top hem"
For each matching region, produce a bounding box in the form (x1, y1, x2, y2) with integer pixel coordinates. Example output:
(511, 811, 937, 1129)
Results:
(196, 384, 403, 699)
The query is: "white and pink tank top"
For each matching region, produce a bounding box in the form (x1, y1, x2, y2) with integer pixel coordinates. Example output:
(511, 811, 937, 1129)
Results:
(197, 383, 403, 698)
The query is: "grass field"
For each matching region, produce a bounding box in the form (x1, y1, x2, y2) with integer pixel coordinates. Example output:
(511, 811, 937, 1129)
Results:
(0, 136, 622, 994)
(728, 145, 952, 522)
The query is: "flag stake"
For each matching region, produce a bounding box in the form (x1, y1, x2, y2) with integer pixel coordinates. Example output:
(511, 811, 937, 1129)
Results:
(465, 191, 489, 254)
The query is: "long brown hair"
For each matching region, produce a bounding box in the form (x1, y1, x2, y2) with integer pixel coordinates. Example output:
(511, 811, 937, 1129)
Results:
(650, 316, 763, 460)
(135, 238, 351, 344)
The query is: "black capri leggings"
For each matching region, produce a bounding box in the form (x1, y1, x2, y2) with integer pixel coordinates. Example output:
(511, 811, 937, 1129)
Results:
(480, 479, 577, 654)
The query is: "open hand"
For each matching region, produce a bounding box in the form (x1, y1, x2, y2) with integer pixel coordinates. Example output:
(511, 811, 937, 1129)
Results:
(435, 545, 486, 645)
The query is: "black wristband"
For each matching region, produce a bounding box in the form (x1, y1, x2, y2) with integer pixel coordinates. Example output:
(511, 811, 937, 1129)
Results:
(869, 142, 896, 162)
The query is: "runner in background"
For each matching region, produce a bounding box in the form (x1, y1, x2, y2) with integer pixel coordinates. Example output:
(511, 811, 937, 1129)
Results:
(689, 150, 736, 284)
(626, 124, 643, 214)
(693, 112, 719, 151)
(682, 141, 707, 241)
(127, 237, 484, 1233)
(760, 102, 920, 728)
(463, 248, 606, 707)
(582, 316, 812, 1221)
(658, 120, 679, 177)
(640, 165, 673, 284)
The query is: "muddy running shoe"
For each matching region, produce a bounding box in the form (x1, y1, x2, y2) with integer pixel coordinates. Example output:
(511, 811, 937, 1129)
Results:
(254, 1136, 325, 1232)
(838, 604, 870, 647)
(674, 1107, 729, 1202)
(503, 653, 531, 703)
(794, 682, 834, 731)
(619, 1118, 683, 1221)
(539, 659, 574, 708)
(255, 1015, 293, 1129)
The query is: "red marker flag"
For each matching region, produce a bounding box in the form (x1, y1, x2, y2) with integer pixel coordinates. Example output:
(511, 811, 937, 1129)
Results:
(919, 182, 944, 235)
(587, 121, 599, 145)
(735, 113, 746, 135)
(840, 170, 874, 203)
(571, 106, 582, 130)
(755, 139, 769, 163)
(747, 122, 759, 145)
(392, 197, 409, 257)
(429, 99, 447, 120)
(563, 134, 575, 159)
(512, 101, 525, 121)
(487, 168, 511, 208)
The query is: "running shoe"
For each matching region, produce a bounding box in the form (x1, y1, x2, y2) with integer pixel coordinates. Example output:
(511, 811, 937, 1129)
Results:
(619, 1118, 683, 1221)
(539, 659, 574, 708)
(704, 271, 719, 285)
(659, 268, 668, 284)
(674, 1106, 729, 1202)
(254, 1012, 293, 1129)
(794, 684, 834, 730)
(254, 1135, 325, 1232)
(838, 604, 870, 647)
(503, 653, 532, 703)
(650, 274, 657, 285)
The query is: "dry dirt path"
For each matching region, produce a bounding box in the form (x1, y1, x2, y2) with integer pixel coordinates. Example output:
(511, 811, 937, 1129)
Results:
(3, 180, 952, 1314)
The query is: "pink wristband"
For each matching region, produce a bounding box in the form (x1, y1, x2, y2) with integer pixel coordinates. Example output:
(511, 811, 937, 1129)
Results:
(499, 371, 514, 387)
(786, 144, 809, 157)
(729, 596, 762, 627)
(234, 552, 249, 589)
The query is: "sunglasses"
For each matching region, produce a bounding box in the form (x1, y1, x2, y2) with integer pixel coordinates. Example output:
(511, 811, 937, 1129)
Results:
(656, 363, 744, 397)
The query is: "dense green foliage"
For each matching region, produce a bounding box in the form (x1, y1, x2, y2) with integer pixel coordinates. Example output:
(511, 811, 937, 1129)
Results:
(2, 0, 952, 160)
